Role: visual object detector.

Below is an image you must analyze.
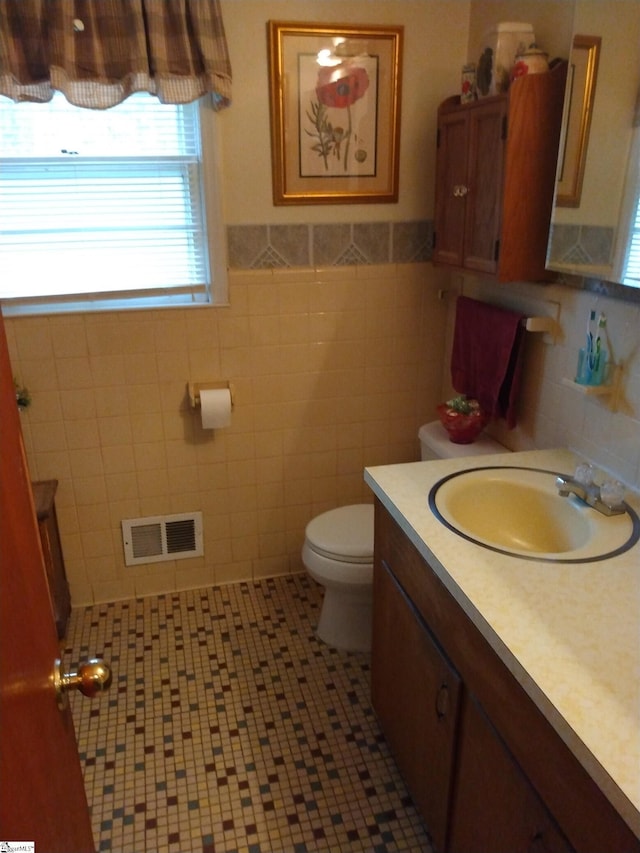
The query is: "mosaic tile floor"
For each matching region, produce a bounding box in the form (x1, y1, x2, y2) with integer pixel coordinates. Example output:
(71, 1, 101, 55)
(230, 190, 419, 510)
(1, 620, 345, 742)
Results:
(63, 574, 433, 853)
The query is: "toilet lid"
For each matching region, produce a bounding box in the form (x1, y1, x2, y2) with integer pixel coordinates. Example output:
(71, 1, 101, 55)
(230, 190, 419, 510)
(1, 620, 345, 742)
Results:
(305, 504, 374, 563)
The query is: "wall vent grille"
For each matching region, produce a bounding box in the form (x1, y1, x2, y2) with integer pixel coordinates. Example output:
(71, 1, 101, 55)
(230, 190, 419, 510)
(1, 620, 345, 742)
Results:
(121, 512, 203, 566)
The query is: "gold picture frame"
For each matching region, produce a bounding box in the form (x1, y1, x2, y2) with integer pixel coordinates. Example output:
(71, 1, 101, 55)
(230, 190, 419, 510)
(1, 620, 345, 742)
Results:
(267, 21, 403, 205)
(556, 34, 601, 207)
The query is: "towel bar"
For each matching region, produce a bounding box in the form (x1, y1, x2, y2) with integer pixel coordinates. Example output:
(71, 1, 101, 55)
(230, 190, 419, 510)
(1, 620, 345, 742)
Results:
(436, 290, 557, 337)
(522, 316, 556, 334)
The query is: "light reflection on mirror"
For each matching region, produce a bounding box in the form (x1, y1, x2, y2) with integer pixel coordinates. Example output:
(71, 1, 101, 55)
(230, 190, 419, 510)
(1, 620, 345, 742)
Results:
(546, 0, 640, 289)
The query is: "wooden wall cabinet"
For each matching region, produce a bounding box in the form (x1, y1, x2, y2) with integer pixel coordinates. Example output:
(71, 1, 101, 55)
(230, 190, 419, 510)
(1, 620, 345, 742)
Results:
(433, 63, 567, 283)
(32, 480, 71, 639)
(371, 499, 639, 853)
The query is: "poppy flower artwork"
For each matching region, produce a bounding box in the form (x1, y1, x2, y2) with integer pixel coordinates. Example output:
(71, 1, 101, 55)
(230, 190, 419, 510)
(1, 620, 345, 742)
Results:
(267, 22, 403, 204)
(316, 64, 370, 110)
(302, 55, 377, 178)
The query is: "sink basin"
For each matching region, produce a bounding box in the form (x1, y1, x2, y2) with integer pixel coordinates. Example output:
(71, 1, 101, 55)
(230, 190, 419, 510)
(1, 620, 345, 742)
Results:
(429, 466, 639, 562)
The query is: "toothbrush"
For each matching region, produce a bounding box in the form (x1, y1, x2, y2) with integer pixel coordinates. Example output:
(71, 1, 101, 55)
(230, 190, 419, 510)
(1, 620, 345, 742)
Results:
(598, 312, 614, 366)
(586, 310, 596, 369)
(594, 312, 603, 372)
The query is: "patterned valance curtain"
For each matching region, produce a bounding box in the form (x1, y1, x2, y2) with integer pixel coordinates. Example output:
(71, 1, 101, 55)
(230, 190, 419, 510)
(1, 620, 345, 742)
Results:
(0, 0, 232, 109)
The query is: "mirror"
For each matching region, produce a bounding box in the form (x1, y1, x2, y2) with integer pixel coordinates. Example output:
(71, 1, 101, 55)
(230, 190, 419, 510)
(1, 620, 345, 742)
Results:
(546, 0, 640, 288)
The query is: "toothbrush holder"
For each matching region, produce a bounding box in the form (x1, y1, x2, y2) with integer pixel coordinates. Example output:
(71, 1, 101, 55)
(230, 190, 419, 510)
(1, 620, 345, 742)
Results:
(575, 347, 608, 386)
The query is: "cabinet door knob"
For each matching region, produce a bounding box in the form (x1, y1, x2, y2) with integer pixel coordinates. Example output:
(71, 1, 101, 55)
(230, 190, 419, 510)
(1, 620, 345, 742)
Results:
(436, 682, 450, 719)
(453, 184, 469, 198)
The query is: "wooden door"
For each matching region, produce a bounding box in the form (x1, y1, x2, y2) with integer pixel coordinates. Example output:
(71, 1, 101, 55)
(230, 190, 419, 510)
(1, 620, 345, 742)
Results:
(448, 691, 574, 853)
(499, 66, 567, 283)
(463, 97, 506, 275)
(371, 559, 461, 853)
(0, 311, 95, 852)
(433, 104, 469, 269)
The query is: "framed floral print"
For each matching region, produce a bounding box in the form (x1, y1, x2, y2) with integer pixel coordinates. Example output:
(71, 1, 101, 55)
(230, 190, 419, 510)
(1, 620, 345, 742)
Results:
(267, 21, 403, 205)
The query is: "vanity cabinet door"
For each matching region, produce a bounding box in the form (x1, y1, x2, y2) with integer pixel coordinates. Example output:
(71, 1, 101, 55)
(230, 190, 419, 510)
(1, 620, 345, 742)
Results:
(448, 691, 574, 853)
(371, 559, 461, 853)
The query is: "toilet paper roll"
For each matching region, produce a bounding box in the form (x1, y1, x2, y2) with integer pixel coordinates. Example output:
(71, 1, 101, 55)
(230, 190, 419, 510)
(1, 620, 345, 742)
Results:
(200, 388, 232, 429)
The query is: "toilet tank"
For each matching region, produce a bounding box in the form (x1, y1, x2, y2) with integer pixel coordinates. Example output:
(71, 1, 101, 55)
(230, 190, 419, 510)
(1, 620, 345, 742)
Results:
(419, 421, 506, 460)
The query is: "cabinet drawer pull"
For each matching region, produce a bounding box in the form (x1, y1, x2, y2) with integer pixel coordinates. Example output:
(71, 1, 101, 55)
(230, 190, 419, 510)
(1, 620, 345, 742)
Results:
(453, 184, 469, 198)
(436, 682, 450, 719)
(529, 830, 551, 852)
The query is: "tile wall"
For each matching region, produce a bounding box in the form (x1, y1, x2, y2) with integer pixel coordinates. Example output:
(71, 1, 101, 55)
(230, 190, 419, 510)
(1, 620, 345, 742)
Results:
(6, 263, 447, 606)
(7, 257, 640, 610)
(443, 274, 640, 490)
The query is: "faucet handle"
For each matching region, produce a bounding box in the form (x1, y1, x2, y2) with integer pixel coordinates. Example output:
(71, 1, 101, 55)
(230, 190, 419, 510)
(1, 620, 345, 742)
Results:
(574, 463, 594, 486)
(600, 480, 625, 509)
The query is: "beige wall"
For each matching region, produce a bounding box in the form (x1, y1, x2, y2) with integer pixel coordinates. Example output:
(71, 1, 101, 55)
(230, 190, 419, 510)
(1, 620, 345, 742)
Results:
(5, 0, 640, 609)
(6, 0, 467, 606)
(220, 0, 470, 225)
(7, 264, 448, 604)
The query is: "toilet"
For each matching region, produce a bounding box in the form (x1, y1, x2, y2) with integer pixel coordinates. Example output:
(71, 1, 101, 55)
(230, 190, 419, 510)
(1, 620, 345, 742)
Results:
(302, 421, 506, 653)
(302, 504, 374, 653)
(418, 420, 505, 460)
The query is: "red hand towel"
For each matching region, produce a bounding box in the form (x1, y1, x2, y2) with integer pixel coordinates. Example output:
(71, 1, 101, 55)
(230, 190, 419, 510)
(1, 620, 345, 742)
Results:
(451, 296, 526, 428)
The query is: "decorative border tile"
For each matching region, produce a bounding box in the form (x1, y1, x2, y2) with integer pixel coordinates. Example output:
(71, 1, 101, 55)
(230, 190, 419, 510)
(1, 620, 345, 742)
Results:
(227, 219, 640, 302)
(227, 221, 433, 270)
(547, 223, 614, 267)
(547, 223, 640, 302)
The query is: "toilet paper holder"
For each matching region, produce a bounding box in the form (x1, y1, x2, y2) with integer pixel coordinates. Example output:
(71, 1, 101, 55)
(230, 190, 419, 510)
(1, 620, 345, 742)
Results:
(188, 381, 235, 410)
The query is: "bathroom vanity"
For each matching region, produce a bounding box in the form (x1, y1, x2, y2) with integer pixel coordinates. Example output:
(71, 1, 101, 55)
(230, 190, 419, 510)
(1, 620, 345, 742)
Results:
(365, 449, 640, 853)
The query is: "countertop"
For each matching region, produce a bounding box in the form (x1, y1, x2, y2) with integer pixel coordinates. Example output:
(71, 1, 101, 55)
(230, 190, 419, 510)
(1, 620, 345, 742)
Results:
(364, 447, 640, 837)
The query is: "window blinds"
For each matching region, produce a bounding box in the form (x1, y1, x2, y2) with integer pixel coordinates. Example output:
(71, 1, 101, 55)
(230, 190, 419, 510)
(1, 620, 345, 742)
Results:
(0, 93, 210, 307)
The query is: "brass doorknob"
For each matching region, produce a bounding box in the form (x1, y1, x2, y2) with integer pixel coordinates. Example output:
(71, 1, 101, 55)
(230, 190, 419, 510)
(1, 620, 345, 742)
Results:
(54, 658, 112, 709)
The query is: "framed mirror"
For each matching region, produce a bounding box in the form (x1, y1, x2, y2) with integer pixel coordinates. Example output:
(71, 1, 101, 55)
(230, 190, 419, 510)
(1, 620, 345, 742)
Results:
(546, 0, 640, 289)
(555, 35, 600, 208)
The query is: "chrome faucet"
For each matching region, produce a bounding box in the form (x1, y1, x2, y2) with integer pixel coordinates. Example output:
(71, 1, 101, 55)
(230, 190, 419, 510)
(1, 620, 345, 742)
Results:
(555, 474, 626, 517)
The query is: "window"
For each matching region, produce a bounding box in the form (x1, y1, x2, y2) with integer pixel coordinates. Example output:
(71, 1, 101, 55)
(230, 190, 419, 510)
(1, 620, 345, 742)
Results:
(617, 124, 640, 287)
(0, 92, 226, 314)
(623, 194, 640, 287)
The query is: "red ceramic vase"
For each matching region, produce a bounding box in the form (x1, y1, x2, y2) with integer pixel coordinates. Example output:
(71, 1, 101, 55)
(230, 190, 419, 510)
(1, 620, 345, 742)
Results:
(437, 404, 488, 444)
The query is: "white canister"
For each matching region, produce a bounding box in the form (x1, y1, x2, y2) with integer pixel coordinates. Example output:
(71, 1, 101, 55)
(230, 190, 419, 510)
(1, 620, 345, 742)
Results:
(511, 48, 549, 80)
(477, 22, 536, 97)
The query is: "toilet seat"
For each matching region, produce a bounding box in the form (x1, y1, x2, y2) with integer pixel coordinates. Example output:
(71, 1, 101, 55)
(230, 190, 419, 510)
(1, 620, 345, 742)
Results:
(302, 541, 373, 588)
(304, 504, 374, 564)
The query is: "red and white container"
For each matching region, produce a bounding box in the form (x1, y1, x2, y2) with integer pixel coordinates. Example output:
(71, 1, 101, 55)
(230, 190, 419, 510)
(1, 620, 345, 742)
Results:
(477, 22, 536, 96)
(511, 48, 549, 80)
